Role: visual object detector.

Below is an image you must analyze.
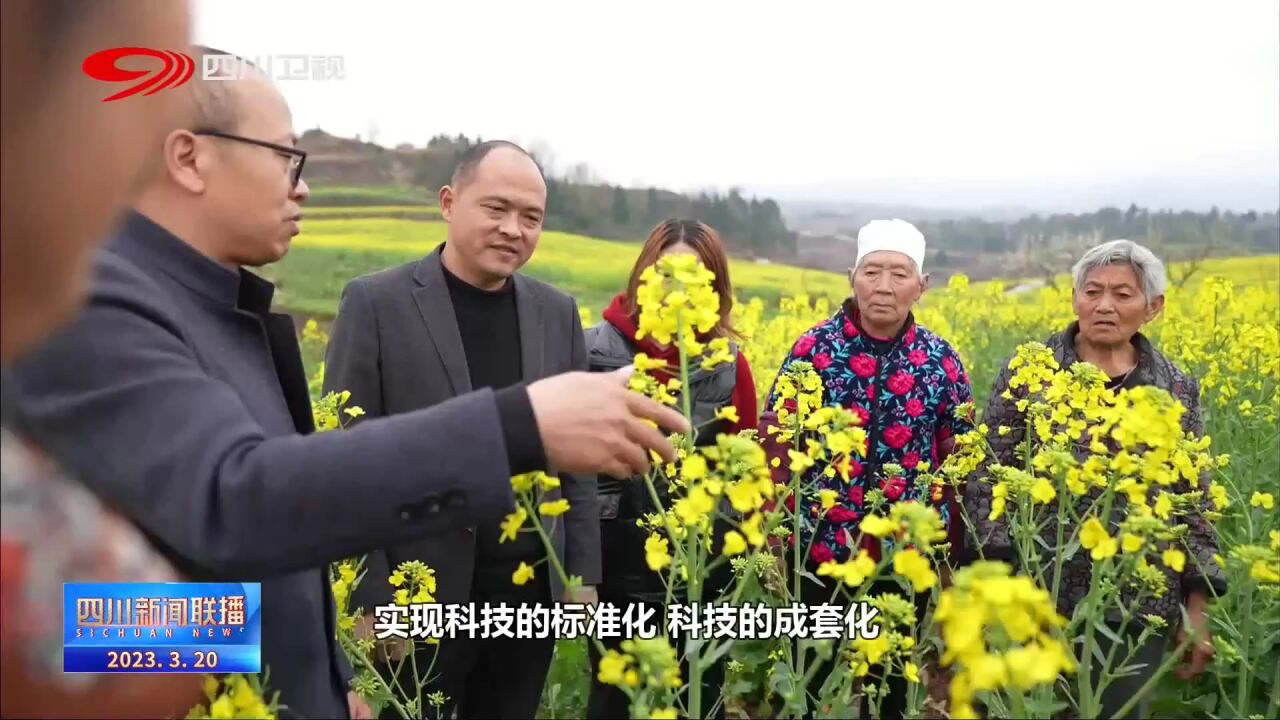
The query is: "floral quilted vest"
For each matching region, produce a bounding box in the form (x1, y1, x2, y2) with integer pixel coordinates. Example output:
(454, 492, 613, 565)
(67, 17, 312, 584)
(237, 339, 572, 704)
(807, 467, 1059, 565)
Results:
(761, 299, 975, 565)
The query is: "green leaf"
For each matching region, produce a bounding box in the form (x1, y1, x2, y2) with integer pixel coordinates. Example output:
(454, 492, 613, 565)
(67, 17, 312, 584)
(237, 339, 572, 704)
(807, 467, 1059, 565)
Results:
(724, 678, 756, 698)
(703, 638, 737, 666)
(1061, 538, 1082, 560)
(797, 568, 823, 585)
(767, 660, 794, 698)
(728, 638, 772, 665)
(1095, 622, 1125, 647)
(1091, 638, 1109, 666)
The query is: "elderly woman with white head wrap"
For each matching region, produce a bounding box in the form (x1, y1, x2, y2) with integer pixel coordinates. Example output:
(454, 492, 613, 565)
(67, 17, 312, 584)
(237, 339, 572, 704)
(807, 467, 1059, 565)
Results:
(965, 239, 1227, 719)
(759, 219, 975, 720)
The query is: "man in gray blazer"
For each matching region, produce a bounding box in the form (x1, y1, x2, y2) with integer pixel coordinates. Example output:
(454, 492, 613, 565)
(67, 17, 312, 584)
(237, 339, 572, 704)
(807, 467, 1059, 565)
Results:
(324, 141, 598, 719)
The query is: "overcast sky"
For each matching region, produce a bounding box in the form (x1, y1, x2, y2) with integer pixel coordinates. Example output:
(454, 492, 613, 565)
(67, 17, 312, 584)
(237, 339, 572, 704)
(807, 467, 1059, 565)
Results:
(194, 0, 1279, 213)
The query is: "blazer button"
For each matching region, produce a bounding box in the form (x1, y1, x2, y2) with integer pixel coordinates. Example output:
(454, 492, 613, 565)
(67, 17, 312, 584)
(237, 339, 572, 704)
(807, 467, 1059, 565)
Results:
(400, 510, 412, 521)
(427, 501, 441, 513)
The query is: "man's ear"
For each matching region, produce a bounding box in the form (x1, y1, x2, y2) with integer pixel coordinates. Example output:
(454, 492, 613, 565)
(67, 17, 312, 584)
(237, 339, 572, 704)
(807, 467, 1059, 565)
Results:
(164, 130, 205, 194)
(438, 185, 455, 222)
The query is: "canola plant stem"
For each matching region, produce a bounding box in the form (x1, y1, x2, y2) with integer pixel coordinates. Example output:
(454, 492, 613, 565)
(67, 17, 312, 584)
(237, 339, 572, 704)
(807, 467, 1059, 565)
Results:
(678, 309, 695, 448)
(1050, 478, 1068, 620)
(340, 636, 411, 719)
(678, 322, 707, 720)
(522, 494, 573, 608)
(1078, 487, 1118, 719)
(521, 492, 616, 679)
(1110, 634, 1192, 719)
(1237, 588, 1253, 714)
(790, 409, 806, 718)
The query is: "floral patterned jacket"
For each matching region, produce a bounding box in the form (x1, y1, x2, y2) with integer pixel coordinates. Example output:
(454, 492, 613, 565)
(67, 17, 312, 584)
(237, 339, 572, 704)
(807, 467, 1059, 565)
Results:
(963, 323, 1229, 624)
(760, 299, 976, 567)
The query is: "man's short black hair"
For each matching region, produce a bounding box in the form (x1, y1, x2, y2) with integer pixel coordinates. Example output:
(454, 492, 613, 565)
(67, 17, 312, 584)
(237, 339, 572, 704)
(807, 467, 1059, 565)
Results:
(450, 140, 545, 191)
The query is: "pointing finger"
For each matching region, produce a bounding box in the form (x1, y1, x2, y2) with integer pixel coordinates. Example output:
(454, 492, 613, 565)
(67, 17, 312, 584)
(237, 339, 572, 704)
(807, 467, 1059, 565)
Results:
(623, 391, 690, 436)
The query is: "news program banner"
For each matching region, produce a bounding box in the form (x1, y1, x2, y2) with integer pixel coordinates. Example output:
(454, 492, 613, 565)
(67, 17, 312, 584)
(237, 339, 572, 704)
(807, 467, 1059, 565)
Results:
(63, 582, 261, 673)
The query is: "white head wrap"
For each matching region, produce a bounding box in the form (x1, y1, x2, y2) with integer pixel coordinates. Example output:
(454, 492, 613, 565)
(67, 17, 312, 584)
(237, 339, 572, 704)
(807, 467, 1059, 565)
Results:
(855, 219, 926, 273)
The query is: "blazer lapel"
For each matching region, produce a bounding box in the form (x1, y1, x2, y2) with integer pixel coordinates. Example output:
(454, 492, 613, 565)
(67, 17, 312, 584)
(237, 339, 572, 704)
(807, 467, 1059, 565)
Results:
(514, 275, 544, 381)
(514, 276, 555, 539)
(412, 251, 472, 395)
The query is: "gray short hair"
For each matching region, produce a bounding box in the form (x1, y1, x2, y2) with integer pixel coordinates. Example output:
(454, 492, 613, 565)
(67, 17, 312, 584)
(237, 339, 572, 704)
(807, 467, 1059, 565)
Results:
(1071, 239, 1167, 301)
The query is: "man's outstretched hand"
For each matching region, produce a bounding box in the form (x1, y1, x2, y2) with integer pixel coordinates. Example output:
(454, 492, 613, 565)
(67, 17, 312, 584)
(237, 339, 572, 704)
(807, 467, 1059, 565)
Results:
(527, 367, 689, 479)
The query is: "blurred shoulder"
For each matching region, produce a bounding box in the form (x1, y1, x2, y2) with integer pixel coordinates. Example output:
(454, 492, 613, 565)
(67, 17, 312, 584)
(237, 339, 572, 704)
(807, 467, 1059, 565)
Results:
(94, 247, 168, 308)
(584, 320, 625, 349)
(59, 248, 187, 341)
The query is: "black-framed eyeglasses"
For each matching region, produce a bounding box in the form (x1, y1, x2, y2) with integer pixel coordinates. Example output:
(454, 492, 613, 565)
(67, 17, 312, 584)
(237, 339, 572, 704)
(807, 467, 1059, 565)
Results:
(193, 130, 307, 190)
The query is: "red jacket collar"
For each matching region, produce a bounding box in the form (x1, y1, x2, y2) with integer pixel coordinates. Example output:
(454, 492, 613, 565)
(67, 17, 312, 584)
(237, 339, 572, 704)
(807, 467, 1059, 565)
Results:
(603, 292, 720, 365)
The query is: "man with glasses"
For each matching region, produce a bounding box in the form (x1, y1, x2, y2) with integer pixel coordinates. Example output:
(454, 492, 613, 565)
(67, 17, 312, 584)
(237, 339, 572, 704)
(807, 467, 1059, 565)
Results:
(198, 129, 306, 186)
(6, 47, 688, 719)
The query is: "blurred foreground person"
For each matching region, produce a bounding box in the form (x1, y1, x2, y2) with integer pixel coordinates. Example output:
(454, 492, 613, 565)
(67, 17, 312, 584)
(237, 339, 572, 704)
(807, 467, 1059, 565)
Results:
(5, 48, 688, 719)
(0, 0, 204, 718)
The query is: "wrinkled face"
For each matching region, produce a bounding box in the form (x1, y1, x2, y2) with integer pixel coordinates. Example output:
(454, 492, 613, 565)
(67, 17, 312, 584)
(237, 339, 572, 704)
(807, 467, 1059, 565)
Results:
(1073, 264, 1163, 346)
(195, 73, 309, 267)
(850, 250, 926, 332)
(0, 0, 191, 361)
(439, 147, 546, 284)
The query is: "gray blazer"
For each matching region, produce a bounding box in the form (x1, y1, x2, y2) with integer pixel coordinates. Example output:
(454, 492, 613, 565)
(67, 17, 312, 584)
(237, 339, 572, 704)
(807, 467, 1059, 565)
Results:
(324, 247, 601, 610)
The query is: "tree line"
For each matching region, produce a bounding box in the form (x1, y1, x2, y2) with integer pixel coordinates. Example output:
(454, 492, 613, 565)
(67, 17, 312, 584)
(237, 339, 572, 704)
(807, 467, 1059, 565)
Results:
(920, 204, 1279, 268)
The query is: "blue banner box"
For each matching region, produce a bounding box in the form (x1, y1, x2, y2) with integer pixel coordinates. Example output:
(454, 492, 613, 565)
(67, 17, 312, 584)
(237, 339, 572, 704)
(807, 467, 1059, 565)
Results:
(63, 582, 261, 673)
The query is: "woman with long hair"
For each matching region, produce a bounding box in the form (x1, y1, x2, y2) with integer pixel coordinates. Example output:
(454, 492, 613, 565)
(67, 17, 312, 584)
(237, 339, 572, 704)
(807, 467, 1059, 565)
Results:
(584, 219, 758, 719)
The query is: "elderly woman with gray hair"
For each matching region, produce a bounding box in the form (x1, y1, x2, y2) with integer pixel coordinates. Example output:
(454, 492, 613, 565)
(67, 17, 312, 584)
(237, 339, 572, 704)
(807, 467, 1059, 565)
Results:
(964, 239, 1227, 719)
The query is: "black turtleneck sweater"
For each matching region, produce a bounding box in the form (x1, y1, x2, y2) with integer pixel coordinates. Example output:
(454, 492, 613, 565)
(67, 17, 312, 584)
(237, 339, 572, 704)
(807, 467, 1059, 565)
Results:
(441, 264, 544, 573)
